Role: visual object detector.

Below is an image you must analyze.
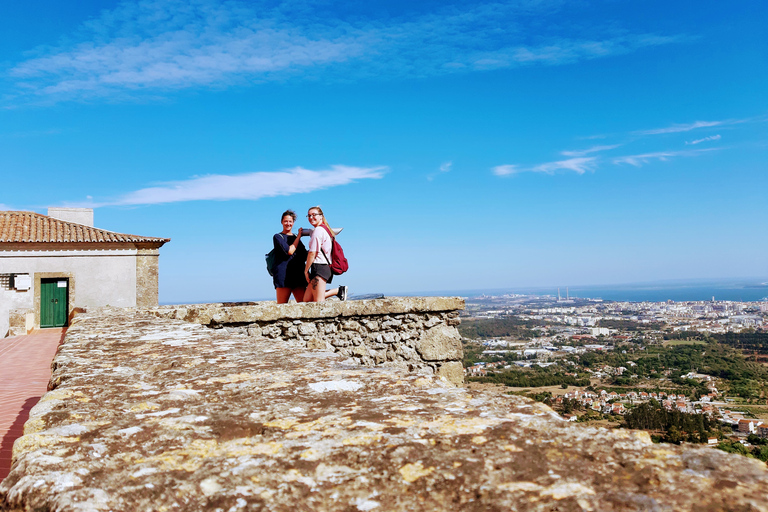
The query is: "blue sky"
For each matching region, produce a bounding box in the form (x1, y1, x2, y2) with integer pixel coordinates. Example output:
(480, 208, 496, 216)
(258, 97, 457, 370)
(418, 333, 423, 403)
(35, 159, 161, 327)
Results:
(1, 0, 766, 302)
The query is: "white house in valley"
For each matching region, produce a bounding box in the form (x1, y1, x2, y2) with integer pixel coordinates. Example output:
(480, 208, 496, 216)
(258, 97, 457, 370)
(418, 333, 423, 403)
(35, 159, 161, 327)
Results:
(0, 208, 170, 337)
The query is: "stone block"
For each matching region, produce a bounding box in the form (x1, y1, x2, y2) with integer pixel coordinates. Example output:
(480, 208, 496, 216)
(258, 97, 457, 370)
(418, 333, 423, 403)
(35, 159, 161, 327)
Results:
(381, 318, 402, 329)
(306, 337, 330, 350)
(298, 323, 317, 336)
(341, 320, 362, 332)
(436, 362, 465, 386)
(415, 324, 463, 361)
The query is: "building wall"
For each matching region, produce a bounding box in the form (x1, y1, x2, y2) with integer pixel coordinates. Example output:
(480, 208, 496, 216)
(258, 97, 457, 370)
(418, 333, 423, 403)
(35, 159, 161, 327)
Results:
(0, 275, 32, 337)
(135, 248, 160, 308)
(0, 249, 137, 334)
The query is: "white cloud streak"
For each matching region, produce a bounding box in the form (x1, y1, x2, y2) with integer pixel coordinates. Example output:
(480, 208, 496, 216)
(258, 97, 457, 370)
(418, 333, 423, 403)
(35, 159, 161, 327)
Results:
(97, 165, 385, 206)
(5, 0, 687, 103)
(612, 148, 720, 167)
(533, 157, 597, 174)
(637, 120, 722, 135)
(495, 142, 724, 177)
(560, 144, 620, 157)
(493, 157, 596, 176)
(439, 161, 452, 173)
(686, 134, 721, 145)
(492, 164, 518, 176)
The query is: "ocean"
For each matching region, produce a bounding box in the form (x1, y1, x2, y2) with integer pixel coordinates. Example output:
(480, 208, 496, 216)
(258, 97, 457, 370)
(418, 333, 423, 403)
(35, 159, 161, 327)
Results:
(417, 279, 768, 303)
(166, 279, 768, 305)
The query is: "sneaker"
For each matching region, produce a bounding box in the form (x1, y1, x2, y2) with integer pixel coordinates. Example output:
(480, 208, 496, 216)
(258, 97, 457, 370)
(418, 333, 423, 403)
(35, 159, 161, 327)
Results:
(338, 286, 348, 301)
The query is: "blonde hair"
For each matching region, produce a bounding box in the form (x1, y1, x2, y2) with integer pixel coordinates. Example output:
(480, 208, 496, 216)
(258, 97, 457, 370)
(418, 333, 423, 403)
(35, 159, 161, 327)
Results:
(307, 206, 334, 238)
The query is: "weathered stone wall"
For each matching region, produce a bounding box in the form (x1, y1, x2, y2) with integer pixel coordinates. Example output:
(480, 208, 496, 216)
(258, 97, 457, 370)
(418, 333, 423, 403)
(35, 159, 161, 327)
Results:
(149, 297, 466, 385)
(2, 306, 768, 512)
(135, 248, 160, 308)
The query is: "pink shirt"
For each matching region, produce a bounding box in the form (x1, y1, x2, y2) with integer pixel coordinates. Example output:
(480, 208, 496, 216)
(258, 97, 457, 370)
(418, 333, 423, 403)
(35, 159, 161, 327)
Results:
(308, 226, 333, 265)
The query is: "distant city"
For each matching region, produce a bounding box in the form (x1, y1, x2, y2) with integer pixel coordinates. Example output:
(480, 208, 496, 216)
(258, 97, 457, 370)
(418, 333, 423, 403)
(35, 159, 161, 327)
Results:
(460, 287, 768, 451)
(465, 292, 767, 334)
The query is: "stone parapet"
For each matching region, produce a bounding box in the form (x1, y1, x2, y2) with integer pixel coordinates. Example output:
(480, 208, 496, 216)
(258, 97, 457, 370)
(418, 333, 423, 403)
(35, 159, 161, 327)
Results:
(150, 296, 465, 324)
(149, 297, 466, 385)
(2, 307, 768, 511)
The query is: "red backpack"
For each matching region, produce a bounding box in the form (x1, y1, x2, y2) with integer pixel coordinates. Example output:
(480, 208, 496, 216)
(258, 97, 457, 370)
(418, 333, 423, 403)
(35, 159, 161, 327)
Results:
(320, 225, 349, 275)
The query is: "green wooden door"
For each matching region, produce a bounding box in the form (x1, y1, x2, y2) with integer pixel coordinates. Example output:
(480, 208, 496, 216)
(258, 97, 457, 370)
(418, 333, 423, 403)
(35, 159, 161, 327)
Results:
(40, 279, 68, 328)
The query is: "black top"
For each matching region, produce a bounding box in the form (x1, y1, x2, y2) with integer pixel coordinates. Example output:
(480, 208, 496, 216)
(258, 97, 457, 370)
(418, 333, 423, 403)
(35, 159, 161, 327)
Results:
(272, 233, 308, 289)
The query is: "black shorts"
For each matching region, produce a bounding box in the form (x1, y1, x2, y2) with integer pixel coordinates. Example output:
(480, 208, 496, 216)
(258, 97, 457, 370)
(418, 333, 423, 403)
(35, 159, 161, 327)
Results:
(309, 263, 333, 284)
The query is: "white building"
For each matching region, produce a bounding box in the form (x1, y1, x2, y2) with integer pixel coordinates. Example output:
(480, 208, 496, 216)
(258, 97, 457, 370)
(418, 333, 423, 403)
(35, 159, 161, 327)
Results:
(1, 208, 169, 337)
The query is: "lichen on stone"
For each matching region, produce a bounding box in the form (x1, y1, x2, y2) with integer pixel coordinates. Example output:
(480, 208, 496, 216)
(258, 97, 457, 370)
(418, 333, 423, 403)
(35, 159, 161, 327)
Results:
(1, 304, 768, 511)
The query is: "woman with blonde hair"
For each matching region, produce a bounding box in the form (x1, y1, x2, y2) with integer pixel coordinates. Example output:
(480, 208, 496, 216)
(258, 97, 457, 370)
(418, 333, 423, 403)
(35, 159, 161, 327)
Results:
(303, 206, 347, 302)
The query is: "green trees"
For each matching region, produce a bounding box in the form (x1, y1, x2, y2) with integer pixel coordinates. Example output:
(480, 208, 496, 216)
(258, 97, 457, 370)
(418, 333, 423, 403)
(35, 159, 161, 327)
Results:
(468, 367, 590, 388)
(717, 440, 768, 462)
(458, 318, 541, 340)
(622, 400, 717, 444)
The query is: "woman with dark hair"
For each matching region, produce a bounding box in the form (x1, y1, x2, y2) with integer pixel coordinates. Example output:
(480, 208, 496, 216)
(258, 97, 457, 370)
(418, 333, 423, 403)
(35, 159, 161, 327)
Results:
(272, 210, 308, 303)
(303, 206, 347, 302)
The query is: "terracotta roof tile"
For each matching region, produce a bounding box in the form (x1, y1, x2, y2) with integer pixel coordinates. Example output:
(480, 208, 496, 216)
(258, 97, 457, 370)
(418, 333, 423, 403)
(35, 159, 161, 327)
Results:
(0, 211, 170, 245)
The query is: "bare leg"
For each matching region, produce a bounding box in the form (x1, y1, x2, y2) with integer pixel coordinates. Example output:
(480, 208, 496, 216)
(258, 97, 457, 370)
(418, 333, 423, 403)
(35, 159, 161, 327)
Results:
(303, 276, 327, 302)
(291, 287, 306, 302)
(303, 281, 314, 302)
(276, 288, 292, 304)
(325, 288, 339, 299)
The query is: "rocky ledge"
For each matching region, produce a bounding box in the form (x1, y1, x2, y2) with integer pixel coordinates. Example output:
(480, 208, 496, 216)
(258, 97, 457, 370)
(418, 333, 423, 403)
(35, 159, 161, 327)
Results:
(2, 304, 768, 511)
(149, 297, 466, 385)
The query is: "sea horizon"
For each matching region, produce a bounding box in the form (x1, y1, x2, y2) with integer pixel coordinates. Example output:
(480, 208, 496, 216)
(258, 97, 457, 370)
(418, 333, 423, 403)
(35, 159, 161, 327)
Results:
(425, 277, 768, 303)
(161, 277, 768, 305)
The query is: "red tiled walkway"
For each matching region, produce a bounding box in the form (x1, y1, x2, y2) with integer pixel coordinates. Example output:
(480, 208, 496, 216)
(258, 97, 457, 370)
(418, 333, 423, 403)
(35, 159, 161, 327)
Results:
(0, 328, 65, 482)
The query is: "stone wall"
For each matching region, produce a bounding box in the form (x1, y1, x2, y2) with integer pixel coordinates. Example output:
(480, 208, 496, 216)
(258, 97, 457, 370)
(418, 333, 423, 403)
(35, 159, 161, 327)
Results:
(2, 306, 768, 512)
(135, 248, 160, 308)
(149, 297, 466, 385)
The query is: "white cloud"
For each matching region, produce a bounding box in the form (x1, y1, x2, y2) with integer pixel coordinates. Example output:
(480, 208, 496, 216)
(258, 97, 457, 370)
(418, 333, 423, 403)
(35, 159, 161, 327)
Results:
(5, 0, 687, 103)
(427, 161, 453, 180)
(533, 157, 597, 174)
(0, 204, 13, 211)
(637, 120, 722, 135)
(686, 134, 721, 145)
(97, 165, 385, 206)
(493, 157, 596, 176)
(492, 164, 519, 176)
(561, 144, 620, 157)
(612, 148, 719, 167)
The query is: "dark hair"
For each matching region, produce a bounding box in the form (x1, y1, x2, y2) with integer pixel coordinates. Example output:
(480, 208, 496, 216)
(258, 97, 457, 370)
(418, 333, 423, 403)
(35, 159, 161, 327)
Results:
(281, 210, 297, 221)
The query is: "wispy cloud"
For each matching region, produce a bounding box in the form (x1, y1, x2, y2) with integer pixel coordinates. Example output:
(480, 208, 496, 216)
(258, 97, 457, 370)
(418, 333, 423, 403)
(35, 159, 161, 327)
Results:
(637, 120, 722, 135)
(492, 164, 519, 176)
(686, 134, 721, 145)
(493, 157, 596, 176)
(428, 161, 453, 181)
(88, 165, 386, 206)
(533, 157, 597, 174)
(5, 0, 687, 103)
(561, 144, 620, 157)
(494, 135, 726, 177)
(0, 204, 13, 211)
(612, 148, 720, 167)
